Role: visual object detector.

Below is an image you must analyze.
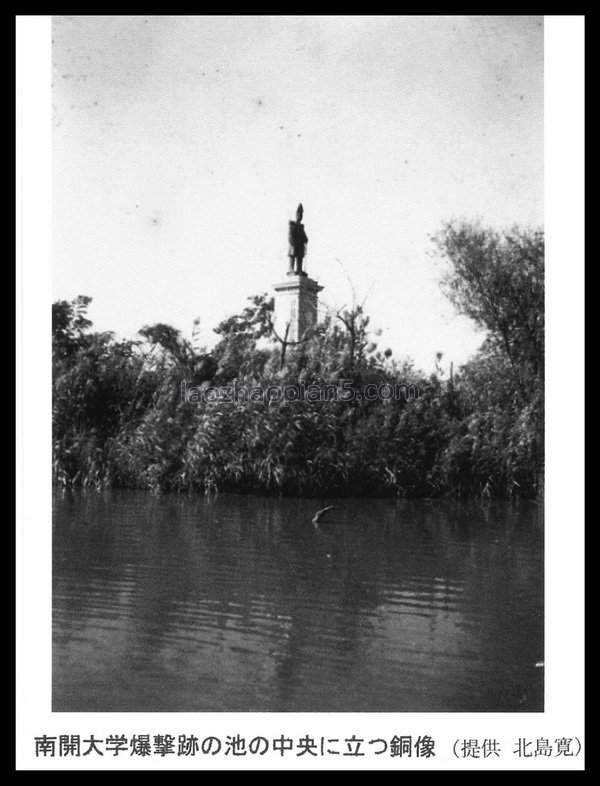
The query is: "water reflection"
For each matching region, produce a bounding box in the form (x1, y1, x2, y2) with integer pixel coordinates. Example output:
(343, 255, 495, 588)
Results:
(53, 491, 543, 712)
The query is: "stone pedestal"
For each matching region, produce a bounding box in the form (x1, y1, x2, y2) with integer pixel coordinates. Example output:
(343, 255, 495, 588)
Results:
(273, 273, 323, 343)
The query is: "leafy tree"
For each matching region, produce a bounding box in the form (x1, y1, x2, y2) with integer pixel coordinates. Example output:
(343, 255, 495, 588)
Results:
(211, 293, 274, 382)
(434, 221, 544, 396)
(433, 221, 544, 496)
(139, 323, 217, 385)
(52, 295, 93, 363)
(213, 293, 274, 340)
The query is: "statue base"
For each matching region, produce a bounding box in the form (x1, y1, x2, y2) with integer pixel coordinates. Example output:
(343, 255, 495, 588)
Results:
(273, 274, 323, 343)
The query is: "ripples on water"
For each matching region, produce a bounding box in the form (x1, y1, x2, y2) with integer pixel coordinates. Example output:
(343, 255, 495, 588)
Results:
(53, 491, 543, 712)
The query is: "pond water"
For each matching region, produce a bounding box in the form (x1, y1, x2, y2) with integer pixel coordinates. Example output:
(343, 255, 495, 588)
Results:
(53, 491, 543, 712)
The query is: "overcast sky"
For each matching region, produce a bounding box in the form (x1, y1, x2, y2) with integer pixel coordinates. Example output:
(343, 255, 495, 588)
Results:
(52, 15, 543, 371)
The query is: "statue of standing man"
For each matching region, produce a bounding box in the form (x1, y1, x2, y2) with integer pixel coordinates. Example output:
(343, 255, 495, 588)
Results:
(288, 203, 308, 275)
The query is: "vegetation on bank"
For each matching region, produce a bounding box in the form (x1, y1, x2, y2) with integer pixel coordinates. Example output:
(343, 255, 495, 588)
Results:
(53, 221, 544, 498)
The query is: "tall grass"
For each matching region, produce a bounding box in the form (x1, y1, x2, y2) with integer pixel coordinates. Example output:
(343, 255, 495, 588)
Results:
(52, 303, 542, 499)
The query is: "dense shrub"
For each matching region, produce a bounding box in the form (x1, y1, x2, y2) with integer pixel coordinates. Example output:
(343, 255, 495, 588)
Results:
(53, 223, 543, 499)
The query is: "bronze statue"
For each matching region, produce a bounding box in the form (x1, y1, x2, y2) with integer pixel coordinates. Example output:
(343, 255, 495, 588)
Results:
(288, 203, 308, 275)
